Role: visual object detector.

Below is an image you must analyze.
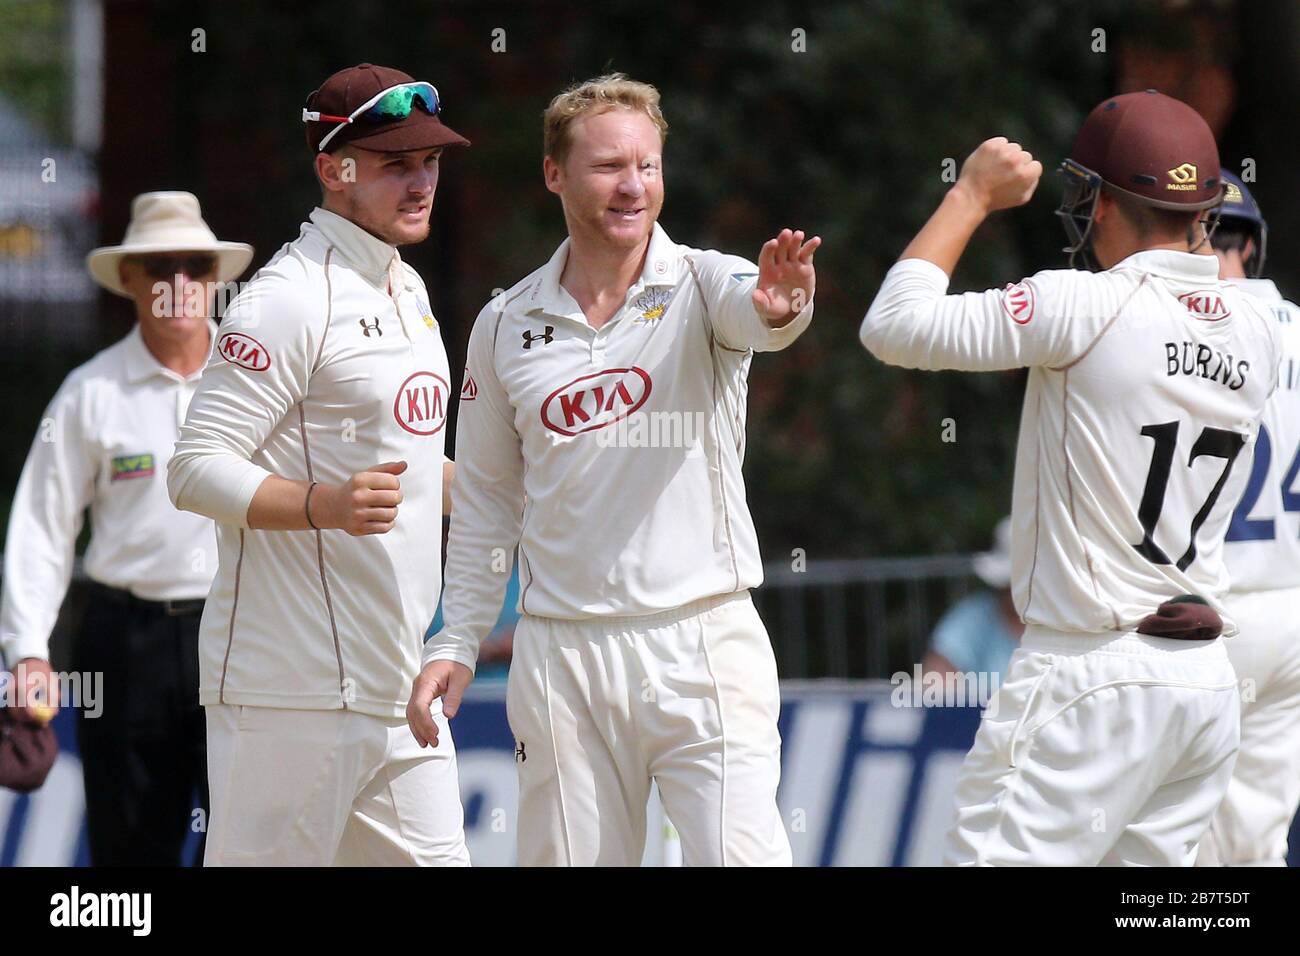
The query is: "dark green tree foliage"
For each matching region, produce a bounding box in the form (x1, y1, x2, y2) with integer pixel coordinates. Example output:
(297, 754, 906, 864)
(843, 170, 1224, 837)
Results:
(2, 0, 1232, 561)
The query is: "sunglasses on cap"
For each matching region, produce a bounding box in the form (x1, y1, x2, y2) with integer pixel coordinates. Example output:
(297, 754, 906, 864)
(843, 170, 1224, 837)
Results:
(303, 82, 441, 152)
(134, 254, 218, 280)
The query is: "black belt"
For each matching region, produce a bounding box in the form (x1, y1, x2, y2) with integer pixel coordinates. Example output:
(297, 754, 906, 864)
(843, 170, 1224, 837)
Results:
(87, 581, 206, 617)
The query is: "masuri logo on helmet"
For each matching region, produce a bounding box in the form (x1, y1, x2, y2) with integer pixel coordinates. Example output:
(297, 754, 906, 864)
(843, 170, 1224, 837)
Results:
(1167, 162, 1198, 189)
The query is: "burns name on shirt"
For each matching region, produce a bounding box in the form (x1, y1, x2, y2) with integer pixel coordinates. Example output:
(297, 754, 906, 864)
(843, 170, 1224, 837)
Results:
(1165, 340, 1251, 391)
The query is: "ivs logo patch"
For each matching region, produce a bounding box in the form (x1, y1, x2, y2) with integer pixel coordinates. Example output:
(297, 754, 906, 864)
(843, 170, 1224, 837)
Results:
(111, 453, 155, 482)
(1001, 282, 1035, 325)
(218, 332, 271, 371)
(541, 367, 652, 436)
(1179, 290, 1231, 321)
(460, 374, 478, 402)
(394, 371, 449, 436)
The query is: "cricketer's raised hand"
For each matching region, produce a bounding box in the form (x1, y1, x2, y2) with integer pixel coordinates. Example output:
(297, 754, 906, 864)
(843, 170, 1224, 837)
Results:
(753, 228, 821, 328)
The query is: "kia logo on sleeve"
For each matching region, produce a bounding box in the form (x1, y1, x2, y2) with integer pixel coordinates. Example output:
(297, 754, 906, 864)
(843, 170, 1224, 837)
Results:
(1001, 282, 1035, 325)
(217, 332, 271, 371)
(394, 371, 450, 436)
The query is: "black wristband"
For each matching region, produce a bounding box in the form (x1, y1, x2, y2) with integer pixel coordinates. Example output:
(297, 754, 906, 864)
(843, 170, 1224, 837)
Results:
(305, 481, 320, 531)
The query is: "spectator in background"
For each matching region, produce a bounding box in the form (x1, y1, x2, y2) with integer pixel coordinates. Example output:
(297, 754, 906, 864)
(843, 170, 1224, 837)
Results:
(0, 191, 252, 864)
(922, 517, 1024, 682)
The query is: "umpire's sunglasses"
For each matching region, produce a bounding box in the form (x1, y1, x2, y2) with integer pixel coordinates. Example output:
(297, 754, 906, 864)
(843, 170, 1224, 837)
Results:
(304, 82, 441, 152)
(133, 254, 218, 280)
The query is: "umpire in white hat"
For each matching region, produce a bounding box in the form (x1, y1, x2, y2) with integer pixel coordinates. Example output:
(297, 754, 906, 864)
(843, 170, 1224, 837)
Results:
(0, 191, 251, 864)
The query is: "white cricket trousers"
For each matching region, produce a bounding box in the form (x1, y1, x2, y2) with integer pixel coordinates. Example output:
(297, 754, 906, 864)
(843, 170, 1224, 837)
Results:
(1198, 587, 1300, 866)
(507, 590, 791, 867)
(204, 703, 470, 866)
(944, 625, 1240, 866)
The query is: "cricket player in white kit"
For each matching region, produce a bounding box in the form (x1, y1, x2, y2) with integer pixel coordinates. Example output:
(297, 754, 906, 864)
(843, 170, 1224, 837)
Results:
(168, 64, 470, 866)
(861, 91, 1281, 866)
(1198, 172, 1300, 866)
(407, 74, 819, 866)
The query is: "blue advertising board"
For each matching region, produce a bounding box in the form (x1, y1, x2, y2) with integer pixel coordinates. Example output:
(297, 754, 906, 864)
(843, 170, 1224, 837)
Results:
(3, 681, 1295, 866)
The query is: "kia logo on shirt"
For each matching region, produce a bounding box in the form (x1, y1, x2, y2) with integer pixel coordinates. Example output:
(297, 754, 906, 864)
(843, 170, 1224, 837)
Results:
(218, 332, 271, 371)
(541, 367, 652, 436)
(1178, 290, 1232, 321)
(394, 371, 450, 436)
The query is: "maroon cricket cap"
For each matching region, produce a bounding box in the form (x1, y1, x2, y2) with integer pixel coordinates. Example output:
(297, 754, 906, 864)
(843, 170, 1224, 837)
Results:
(1070, 90, 1222, 211)
(304, 63, 470, 154)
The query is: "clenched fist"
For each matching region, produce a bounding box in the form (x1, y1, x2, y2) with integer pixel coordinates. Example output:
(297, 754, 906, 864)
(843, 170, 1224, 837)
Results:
(956, 137, 1043, 214)
(311, 460, 407, 536)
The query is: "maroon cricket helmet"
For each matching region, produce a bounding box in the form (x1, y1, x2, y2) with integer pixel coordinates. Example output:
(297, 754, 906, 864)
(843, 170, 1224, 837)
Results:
(1057, 90, 1225, 268)
(1071, 90, 1223, 210)
(303, 63, 470, 154)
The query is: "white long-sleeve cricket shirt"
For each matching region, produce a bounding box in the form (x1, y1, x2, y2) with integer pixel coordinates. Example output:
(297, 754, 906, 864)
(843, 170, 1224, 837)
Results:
(425, 222, 813, 671)
(169, 208, 451, 716)
(1220, 277, 1300, 592)
(861, 251, 1281, 636)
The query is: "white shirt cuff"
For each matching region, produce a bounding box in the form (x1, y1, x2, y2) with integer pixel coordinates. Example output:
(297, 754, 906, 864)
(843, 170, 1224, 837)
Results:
(421, 633, 479, 675)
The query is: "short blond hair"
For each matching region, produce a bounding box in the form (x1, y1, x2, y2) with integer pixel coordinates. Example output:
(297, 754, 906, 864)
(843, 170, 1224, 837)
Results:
(543, 73, 668, 164)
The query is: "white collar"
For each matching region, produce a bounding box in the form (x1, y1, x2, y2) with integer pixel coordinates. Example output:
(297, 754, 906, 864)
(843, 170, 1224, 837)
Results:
(1225, 276, 1282, 302)
(309, 206, 400, 282)
(528, 221, 683, 319)
(1108, 249, 1221, 281)
(123, 319, 218, 385)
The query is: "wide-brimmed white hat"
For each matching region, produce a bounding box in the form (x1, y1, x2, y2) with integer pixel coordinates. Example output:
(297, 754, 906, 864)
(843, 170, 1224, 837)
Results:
(973, 516, 1013, 589)
(87, 191, 254, 297)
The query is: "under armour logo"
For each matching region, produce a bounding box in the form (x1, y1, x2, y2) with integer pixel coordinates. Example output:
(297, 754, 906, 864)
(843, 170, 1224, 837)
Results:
(522, 326, 554, 349)
(515, 740, 527, 763)
(360, 317, 382, 338)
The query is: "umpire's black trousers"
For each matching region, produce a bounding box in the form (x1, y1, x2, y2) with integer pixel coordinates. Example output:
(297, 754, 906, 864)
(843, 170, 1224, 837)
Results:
(72, 582, 209, 866)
